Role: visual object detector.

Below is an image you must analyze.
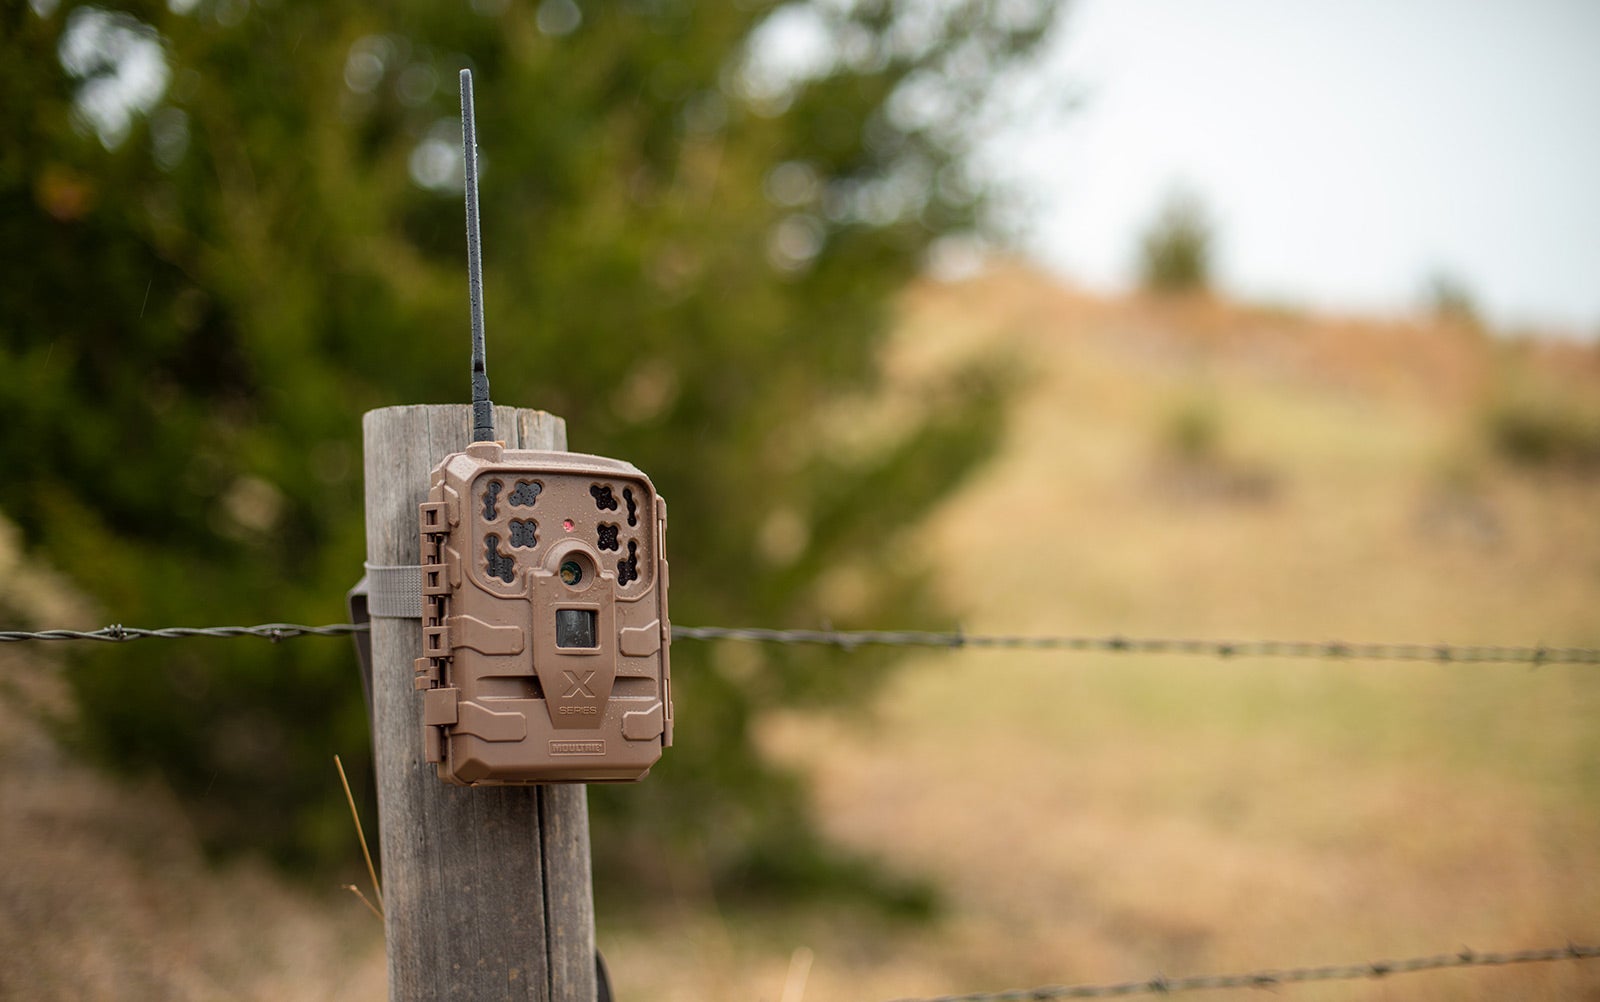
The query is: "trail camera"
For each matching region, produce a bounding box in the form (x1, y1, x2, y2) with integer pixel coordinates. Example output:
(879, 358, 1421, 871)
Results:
(414, 71, 672, 785)
(416, 445, 671, 784)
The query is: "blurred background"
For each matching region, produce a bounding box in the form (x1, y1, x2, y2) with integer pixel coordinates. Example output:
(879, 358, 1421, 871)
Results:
(2, 1, 1598, 999)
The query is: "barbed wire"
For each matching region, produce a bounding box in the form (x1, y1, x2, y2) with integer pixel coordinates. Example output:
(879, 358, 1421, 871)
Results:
(3, 622, 1598, 666)
(0, 623, 365, 643)
(671, 626, 1600, 666)
(3, 621, 1596, 999)
(884, 942, 1600, 1001)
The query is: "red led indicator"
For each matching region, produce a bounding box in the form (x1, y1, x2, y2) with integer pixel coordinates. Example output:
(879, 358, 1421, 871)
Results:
(563, 519, 575, 532)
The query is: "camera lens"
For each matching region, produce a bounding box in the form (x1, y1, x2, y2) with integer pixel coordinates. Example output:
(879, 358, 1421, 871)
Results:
(559, 560, 584, 586)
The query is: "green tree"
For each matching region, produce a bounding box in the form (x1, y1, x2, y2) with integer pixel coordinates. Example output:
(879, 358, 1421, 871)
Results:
(1423, 269, 1481, 327)
(0, 0, 1057, 894)
(1138, 187, 1212, 294)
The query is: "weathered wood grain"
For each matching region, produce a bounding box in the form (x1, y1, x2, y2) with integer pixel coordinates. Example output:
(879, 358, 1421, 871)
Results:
(363, 405, 596, 1002)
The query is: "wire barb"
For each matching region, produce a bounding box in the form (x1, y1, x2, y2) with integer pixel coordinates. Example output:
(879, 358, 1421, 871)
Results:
(882, 942, 1600, 1001)
(460, 67, 494, 443)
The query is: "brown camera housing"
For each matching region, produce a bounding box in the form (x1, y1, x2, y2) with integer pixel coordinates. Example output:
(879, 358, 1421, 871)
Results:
(417, 440, 671, 785)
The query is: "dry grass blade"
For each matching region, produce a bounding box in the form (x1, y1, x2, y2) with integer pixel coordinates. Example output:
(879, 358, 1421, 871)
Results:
(780, 945, 814, 1002)
(335, 754, 383, 915)
(343, 884, 384, 922)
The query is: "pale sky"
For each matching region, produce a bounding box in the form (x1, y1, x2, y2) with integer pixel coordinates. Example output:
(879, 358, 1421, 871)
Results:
(987, 0, 1600, 334)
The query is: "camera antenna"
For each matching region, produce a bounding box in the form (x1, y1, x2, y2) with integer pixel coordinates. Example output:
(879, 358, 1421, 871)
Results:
(460, 68, 494, 443)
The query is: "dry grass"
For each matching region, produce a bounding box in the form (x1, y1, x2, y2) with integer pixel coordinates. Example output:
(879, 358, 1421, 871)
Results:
(4, 266, 1599, 1000)
(0, 653, 387, 1000)
(605, 266, 1600, 1001)
(0, 517, 386, 1001)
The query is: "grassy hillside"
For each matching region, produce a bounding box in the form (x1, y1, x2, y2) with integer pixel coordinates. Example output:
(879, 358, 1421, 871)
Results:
(4, 265, 1598, 1000)
(603, 266, 1600, 1001)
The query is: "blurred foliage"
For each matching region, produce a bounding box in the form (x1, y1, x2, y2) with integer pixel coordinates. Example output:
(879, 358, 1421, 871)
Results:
(1161, 394, 1222, 463)
(1423, 269, 1482, 328)
(1481, 353, 1600, 475)
(0, 0, 1058, 894)
(1137, 188, 1211, 295)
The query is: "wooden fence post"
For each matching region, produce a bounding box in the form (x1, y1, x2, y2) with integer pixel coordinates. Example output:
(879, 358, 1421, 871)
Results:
(362, 403, 597, 1002)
